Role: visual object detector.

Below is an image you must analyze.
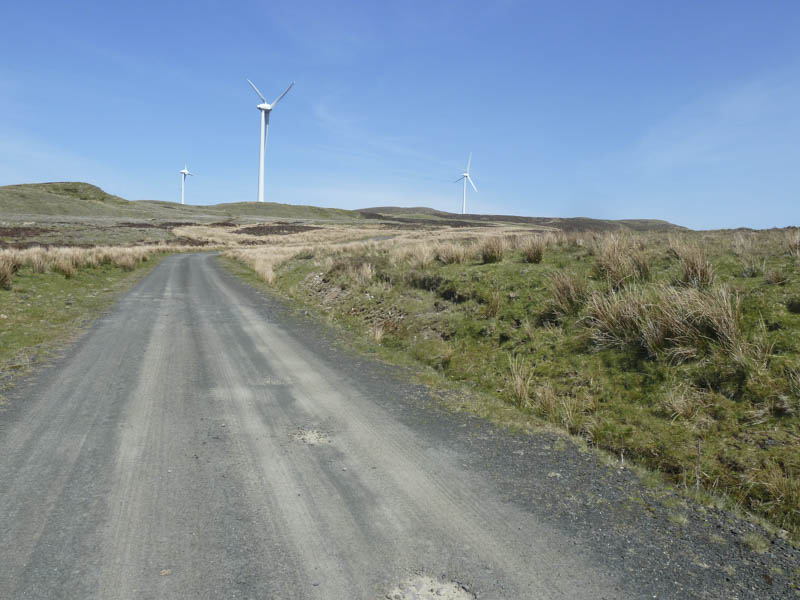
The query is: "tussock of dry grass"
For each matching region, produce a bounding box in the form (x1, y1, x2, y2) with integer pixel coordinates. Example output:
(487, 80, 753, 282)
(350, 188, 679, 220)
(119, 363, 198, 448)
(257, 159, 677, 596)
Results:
(0, 255, 18, 290)
(434, 241, 469, 265)
(585, 283, 745, 362)
(594, 234, 650, 289)
(670, 237, 715, 288)
(478, 236, 506, 263)
(520, 235, 546, 264)
(661, 380, 710, 423)
(786, 231, 800, 259)
(529, 382, 596, 434)
(547, 271, 588, 317)
(507, 354, 533, 408)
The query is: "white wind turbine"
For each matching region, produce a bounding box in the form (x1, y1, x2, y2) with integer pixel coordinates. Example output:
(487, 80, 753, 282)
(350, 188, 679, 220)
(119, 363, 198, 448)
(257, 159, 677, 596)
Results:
(454, 153, 477, 214)
(246, 78, 294, 203)
(179, 164, 194, 205)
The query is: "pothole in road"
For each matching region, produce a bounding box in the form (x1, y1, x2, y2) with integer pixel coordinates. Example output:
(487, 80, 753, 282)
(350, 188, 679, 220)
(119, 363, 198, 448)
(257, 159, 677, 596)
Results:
(291, 428, 331, 445)
(385, 575, 476, 600)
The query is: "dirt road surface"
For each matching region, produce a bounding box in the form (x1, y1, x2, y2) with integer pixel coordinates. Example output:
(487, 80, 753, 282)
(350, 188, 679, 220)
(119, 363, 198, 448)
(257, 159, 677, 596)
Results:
(1, 254, 796, 599)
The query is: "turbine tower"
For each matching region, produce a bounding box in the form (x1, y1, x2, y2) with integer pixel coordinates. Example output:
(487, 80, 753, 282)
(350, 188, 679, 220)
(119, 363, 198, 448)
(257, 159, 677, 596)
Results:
(247, 78, 294, 203)
(454, 153, 477, 214)
(179, 164, 194, 205)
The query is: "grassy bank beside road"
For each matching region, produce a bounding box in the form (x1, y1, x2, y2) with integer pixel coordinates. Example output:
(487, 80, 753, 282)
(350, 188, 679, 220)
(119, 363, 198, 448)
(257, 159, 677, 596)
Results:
(0, 248, 167, 395)
(224, 229, 800, 541)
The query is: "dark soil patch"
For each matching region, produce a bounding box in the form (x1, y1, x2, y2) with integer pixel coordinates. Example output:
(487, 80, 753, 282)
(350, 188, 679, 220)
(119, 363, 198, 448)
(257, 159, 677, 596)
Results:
(171, 237, 211, 247)
(0, 241, 95, 250)
(160, 221, 198, 228)
(786, 298, 800, 314)
(208, 221, 237, 227)
(359, 212, 491, 229)
(235, 224, 321, 236)
(116, 222, 161, 229)
(0, 226, 49, 238)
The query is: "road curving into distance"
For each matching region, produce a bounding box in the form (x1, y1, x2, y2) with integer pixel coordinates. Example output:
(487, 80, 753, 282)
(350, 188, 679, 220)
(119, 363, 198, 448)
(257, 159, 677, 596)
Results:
(0, 253, 796, 599)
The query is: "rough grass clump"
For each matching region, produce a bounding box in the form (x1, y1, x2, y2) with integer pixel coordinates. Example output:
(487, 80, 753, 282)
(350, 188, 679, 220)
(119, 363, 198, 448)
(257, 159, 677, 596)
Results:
(732, 232, 761, 277)
(434, 242, 468, 265)
(660, 380, 709, 424)
(507, 354, 533, 408)
(253, 257, 276, 284)
(51, 251, 78, 278)
(584, 284, 745, 362)
(765, 269, 788, 285)
(530, 382, 596, 434)
(520, 236, 545, 264)
(113, 254, 138, 271)
(547, 271, 588, 317)
(347, 262, 374, 285)
(392, 243, 435, 270)
(483, 290, 503, 318)
(786, 231, 800, 259)
(0, 255, 19, 290)
(594, 234, 650, 289)
(478, 236, 506, 264)
(670, 238, 715, 288)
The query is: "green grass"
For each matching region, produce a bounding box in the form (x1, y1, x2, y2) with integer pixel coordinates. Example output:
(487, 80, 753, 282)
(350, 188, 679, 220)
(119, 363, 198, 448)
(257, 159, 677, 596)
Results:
(0, 256, 164, 391)
(225, 229, 800, 541)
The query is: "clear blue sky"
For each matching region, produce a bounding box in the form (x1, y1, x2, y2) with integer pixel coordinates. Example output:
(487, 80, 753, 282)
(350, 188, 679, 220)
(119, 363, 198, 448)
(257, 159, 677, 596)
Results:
(1, 1, 798, 229)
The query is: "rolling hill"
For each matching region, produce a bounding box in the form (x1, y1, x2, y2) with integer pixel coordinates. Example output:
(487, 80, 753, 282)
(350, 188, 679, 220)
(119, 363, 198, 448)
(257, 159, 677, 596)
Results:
(359, 206, 685, 232)
(0, 182, 685, 231)
(0, 183, 361, 222)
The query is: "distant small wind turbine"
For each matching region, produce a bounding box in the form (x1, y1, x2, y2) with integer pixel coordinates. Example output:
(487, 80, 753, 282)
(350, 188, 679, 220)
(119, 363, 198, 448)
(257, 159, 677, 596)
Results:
(247, 78, 294, 203)
(179, 164, 194, 205)
(454, 153, 477, 214)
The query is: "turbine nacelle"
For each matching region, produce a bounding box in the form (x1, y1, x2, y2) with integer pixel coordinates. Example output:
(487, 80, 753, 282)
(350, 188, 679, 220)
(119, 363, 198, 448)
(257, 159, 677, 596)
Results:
(248, 78, 294, 113)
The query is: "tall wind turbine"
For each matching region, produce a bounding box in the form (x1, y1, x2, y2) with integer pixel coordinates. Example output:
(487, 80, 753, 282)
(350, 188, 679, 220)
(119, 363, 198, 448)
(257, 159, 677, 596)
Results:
(247, 78, 294, 203)
(454, 153, 477, 214)
(179, 164, 194, 205)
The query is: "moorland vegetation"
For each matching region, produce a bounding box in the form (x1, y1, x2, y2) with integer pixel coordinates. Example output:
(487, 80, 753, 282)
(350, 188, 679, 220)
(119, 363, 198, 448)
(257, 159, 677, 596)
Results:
(226, 227, 800, 540)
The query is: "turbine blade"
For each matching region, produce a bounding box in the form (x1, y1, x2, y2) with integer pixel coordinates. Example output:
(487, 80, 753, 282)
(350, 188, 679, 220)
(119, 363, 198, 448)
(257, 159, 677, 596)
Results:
(246, 78, 266, 102)
(467, 175, 477, 192)
(466, 152, 472, 172)
(454, 176, 465, 183)
(271, 81, 295, 107)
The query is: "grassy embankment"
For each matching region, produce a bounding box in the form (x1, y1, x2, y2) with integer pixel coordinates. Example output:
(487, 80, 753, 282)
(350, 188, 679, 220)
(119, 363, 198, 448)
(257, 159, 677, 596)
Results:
(225, 229, 800, 540)
(0, 246, 172, 393)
